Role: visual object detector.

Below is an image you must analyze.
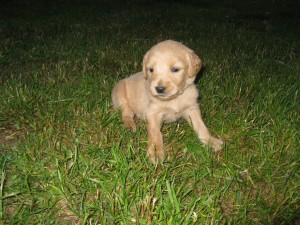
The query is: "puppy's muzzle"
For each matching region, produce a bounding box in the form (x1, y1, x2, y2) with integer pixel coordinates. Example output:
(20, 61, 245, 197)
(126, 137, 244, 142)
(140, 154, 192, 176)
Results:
(155, 86, 166, 94)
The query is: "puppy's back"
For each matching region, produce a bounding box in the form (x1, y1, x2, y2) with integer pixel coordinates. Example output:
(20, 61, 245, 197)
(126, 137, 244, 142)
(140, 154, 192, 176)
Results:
(112, 72, 150, 119)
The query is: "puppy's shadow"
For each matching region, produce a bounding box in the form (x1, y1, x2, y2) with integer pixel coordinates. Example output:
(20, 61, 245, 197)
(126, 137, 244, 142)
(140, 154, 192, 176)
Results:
(194, 66, 206, 85)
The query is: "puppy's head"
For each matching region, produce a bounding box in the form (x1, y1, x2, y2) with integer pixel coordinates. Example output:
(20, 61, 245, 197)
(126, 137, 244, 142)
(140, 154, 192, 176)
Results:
(143, 40, 202, 101)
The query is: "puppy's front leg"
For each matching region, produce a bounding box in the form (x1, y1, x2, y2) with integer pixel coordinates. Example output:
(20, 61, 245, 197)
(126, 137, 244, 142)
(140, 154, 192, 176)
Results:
(146, 114, 163, 164)
(184, 107, 223, 151)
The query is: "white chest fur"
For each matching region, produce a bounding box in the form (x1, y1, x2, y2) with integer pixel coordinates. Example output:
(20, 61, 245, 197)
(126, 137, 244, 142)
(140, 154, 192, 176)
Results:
(147, 84, 199, 123)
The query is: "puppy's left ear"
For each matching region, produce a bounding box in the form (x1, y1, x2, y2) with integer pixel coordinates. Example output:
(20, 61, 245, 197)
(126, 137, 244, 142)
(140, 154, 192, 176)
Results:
(187, 51, 202, 77)
(142, 51, 150, 80)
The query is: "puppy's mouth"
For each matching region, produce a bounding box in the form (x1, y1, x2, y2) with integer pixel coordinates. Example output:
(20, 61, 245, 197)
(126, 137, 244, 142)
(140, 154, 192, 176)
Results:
(151, 87, 183, 101)
(154, 94, 177, 101)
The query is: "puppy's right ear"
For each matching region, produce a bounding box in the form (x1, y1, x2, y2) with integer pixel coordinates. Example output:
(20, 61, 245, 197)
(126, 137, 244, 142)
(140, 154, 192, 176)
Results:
(142, 51, 149, 80)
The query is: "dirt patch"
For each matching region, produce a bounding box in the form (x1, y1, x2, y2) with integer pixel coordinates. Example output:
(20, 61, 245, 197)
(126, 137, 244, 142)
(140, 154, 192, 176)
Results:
(0, 126, 27, 152)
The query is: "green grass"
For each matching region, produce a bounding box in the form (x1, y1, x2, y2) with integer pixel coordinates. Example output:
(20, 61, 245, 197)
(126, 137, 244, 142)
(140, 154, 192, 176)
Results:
(0, 0, 299, 224)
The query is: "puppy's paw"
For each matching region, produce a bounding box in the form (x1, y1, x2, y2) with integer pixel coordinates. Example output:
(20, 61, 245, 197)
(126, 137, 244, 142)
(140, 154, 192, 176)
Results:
(123, 116, 136, 132)
(209, 137, 224, 152)
(149, 154, 158, 165)
(147, 147, 164, 165)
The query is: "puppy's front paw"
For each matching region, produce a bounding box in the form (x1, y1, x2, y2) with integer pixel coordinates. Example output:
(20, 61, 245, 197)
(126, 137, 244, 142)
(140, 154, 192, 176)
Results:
(148, 153, 158, 165)
(209, 137, 224, 152)
(147, 146, 164, 165)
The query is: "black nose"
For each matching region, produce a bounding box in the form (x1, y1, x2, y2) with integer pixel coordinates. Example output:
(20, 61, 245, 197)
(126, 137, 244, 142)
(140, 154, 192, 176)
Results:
(155, 86, 166, 94)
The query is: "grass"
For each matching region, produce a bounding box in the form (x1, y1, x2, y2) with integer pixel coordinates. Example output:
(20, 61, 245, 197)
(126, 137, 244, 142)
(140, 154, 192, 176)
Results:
(0, 0, 299, 224)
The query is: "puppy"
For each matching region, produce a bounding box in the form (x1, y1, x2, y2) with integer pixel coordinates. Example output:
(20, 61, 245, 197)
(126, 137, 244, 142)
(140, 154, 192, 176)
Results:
(112, 40, 223, 164)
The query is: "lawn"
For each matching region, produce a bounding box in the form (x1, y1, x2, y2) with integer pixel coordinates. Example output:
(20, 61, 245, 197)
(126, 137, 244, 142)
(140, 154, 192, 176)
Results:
(0, 0, 299, 224)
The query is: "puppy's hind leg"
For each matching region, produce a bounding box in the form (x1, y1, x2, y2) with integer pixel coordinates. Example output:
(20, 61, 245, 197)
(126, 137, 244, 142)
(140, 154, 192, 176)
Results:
(121, 105, 136, 132)
(112, 81, 136, 132)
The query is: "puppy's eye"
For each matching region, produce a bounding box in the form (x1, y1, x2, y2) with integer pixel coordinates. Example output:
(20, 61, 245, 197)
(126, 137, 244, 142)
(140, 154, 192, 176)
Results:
(149, 68, 154, 73)
(171, 67, 180, 73)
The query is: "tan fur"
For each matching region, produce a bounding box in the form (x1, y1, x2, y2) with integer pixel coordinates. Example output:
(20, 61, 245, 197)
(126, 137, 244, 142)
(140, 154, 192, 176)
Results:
(112, 40, 223, 164)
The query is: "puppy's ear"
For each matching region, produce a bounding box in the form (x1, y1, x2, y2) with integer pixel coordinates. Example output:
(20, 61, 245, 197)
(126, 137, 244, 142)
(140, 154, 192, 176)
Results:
(142, 51, 150, 80)
(187, 51, 202, 77)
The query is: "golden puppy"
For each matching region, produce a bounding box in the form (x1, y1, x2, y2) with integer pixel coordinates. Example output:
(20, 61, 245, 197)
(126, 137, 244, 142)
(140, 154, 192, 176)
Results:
(112, 40, 223, 164)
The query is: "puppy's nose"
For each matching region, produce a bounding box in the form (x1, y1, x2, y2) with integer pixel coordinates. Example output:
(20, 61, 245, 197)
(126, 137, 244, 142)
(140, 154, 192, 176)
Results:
(155, 86, 166, 94)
